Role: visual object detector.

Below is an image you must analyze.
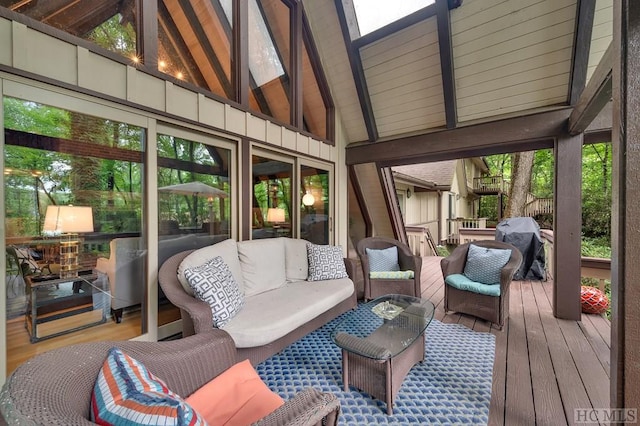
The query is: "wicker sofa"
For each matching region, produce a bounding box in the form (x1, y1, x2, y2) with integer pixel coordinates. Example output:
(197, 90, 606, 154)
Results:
(159, 237, 358, 365)
(0, 330, 340, 425)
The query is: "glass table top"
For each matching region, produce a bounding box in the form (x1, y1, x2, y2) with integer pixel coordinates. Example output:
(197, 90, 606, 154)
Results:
(331, 294, 435, 360)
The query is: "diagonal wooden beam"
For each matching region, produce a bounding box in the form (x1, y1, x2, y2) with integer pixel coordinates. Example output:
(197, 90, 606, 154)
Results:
(435, 0, 457, 129)
(346, 108, 572, 166)
(568, 42, 613, 135)
(568, 0, 596, 105)
(334, 0, 378, 142)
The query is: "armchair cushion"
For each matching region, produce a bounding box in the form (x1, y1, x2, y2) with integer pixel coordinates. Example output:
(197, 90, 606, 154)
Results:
(463, 244, 511, 285)
(365, 246, 400, 272)
(186, 359, 284, 426)
(369, 270, 415, 279)
(306, 243, 348, 281)
(445, 273, 501, 297)
(91, 347, 205, 426)
(184, 256, 244, 328)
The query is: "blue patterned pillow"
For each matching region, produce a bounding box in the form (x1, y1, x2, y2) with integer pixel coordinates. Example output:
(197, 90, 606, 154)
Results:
(184, 256, 244, 327)
(463, 244, 511, 285)
(306, 243, 349, 281)
(91, 347, 206, 426)
(366, 246, 400, 272)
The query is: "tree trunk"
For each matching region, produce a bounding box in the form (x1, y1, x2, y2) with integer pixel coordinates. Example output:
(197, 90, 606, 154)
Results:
(505, 151, 535, 217)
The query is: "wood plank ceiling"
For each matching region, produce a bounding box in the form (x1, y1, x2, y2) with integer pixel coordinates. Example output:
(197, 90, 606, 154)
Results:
(303, 0, 614, 145)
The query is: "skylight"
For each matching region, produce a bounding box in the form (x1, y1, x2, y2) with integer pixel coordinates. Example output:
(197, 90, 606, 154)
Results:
(352, 0, 434, 37)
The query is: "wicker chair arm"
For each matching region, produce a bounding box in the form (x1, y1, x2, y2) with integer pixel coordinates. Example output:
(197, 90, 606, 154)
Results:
(440, 246, 467, 277)
(343, 257, 358, 281)
(158, 250, 215, 334)
(254, 387, 340, 426)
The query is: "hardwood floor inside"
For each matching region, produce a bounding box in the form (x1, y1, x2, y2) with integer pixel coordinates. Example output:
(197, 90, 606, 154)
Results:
(420, 256, 611, 426)
(6, 304, 180, 376)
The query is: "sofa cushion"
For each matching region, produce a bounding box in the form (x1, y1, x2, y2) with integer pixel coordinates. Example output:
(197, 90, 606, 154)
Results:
(366, 246, 400, 272)
(306, 243, 349, 281)
(283, 238, 309, 281)
(222, 278, 354, 347)
(91, 347, 205, 426)
(178, 238, 244, 295)
(184, 256, 244, 327)
(186, 359, 283, 425)
(463, 244, 511, 285)
(237, 238, 286, 296)
(445, 273, 501, 297)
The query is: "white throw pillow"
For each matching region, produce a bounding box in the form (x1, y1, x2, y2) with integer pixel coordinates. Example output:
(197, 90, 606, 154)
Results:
(306, 243, 349, 281)
(184, 256, 244, 327)
(283, 238, 309, 281)
(178, 239, 244, 295)
(237, 238, 286, 296)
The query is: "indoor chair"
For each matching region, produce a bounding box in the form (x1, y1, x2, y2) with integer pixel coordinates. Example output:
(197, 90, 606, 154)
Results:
(356, 236, 422, 301)
(440, 240, 523, 329)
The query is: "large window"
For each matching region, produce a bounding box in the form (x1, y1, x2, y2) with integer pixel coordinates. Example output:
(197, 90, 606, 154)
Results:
(157, 129, 233, 325)
(157, 0, 233, 98)
(252, 153, 293, 239)
(1, 1, 332, 140)
(3, 96, 146, 374)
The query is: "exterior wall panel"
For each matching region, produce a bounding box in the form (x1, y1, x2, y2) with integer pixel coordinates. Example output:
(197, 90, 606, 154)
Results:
(452, 0, 576, 122)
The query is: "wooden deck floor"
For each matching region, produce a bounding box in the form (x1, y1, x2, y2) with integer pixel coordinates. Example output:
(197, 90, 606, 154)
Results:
(420, 256, 611, 426)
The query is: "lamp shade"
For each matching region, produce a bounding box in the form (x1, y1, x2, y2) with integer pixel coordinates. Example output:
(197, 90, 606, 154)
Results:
(266, 208, 285, 223)
(43, 206, 94, 234)
(302, 192, 315, 207)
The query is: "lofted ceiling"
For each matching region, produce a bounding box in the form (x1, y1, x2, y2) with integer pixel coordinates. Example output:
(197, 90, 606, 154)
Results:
(303, 0, 613, 144)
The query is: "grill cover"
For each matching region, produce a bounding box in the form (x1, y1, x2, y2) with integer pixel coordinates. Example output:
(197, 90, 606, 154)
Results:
(495, 217, 546, 280)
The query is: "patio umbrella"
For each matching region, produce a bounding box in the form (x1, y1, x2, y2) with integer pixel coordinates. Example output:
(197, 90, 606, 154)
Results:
(159, 182, 228, 233)
(158, 181, 229, 198)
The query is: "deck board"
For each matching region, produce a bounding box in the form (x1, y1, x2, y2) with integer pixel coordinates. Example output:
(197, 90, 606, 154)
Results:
(420, 256, 611, 425)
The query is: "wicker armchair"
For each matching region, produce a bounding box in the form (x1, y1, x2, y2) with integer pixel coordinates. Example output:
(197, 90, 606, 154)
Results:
(440, 240, 523, 329)
(356, 237, 422, 301)
(0, 330, 340, 426)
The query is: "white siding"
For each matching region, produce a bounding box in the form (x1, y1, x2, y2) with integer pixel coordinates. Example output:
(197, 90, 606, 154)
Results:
(586, 0, 613, 83)
(302, 0, 369, 142)
(452, 0, 576, 122)
(360, 17, 446, 138)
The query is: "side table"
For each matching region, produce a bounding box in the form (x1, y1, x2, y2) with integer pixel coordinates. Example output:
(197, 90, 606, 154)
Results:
(25, 271, 108, 343)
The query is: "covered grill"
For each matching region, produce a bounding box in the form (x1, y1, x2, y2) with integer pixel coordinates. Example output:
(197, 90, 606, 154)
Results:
(495, 217, 546, 281)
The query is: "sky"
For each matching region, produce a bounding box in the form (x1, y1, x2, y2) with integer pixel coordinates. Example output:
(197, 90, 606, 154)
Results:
(352, 0, 435, 36)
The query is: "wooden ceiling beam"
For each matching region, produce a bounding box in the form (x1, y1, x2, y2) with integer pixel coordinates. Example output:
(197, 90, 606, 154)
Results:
(568, 0, 596, 105)
(346, 108, 572, 166)
(435, 0, 457, 129)
(568, 42, 613, 135)
(334, 0, 377, 142)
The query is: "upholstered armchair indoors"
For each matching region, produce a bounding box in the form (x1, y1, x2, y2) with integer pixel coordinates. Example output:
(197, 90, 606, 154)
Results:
(356, 237, 422, 301)
(0, 330, 340, 426)
(440, 240, 523, 329)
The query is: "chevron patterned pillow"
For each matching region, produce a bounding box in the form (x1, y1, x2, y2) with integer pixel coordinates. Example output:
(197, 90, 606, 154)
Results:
(365, 246, 400, 272)
(91, 347, 206, 426)
(463, 244, 511, 285)
(184, 256, 244, 327)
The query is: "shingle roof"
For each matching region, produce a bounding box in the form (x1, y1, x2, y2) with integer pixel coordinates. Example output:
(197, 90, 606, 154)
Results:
(392, 160, 457, 188)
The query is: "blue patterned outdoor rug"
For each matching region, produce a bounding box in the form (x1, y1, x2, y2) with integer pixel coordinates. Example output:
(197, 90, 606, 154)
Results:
(257, 312, 495, 425)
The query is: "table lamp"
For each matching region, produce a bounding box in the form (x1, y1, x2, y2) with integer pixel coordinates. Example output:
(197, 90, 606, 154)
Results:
(43, 205, 94, 278)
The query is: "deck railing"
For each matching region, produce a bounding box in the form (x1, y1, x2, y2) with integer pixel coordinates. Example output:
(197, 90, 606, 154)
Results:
(445, 218, 487, 243)
(473, 176, 507, 193)
(406, 221, 439, 256)
(525, 193, 553, 216)
(456, 228, 611, 289)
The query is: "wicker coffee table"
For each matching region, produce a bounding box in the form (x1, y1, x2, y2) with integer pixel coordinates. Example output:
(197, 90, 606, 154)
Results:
(331, 294, 435, 415)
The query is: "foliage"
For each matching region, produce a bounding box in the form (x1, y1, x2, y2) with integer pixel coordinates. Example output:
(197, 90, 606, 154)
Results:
(85, 13, 136, 58)
(581, 236, 611, 258)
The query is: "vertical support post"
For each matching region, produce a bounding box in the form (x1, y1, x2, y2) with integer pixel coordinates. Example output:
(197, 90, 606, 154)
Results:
(611, 0, 640, 411)
(553, 133, 583, 320)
